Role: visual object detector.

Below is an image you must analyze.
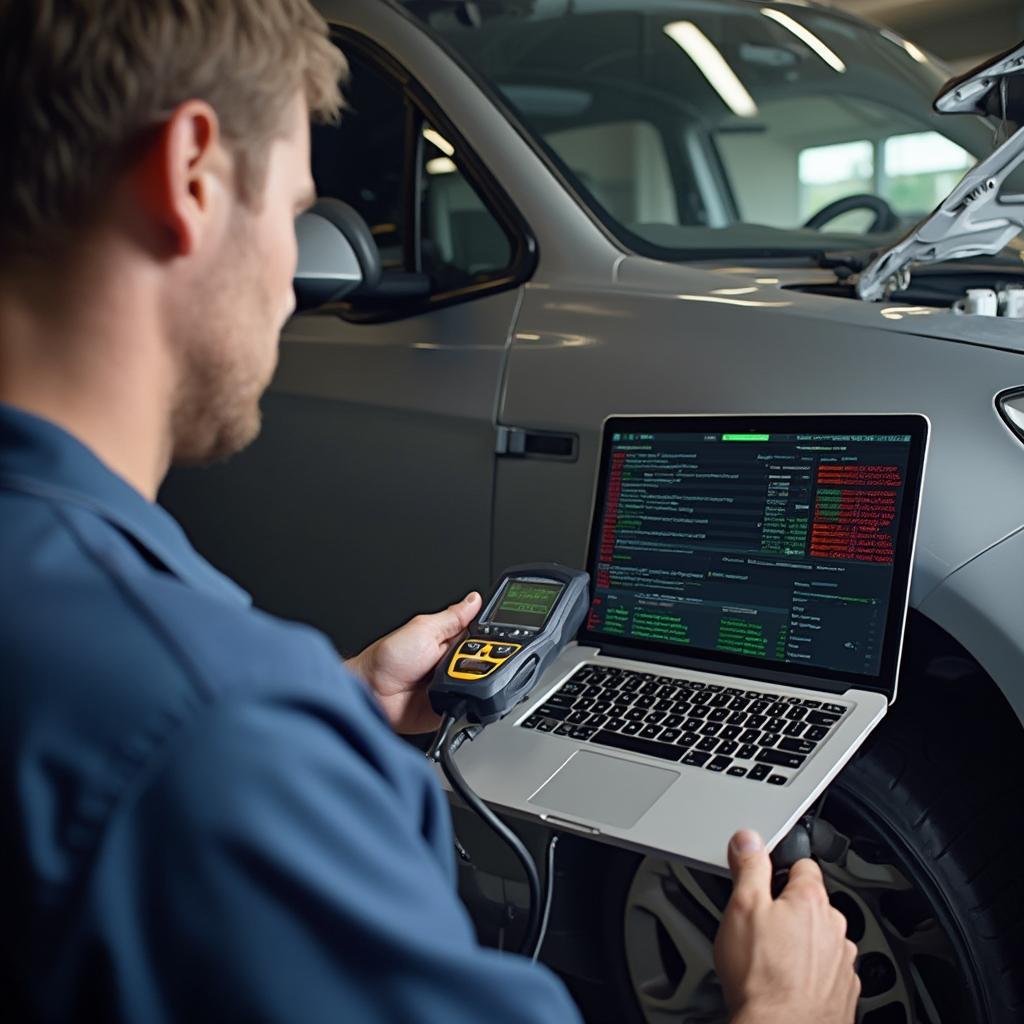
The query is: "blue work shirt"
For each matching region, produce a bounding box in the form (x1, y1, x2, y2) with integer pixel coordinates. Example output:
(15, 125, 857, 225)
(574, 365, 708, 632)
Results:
(0, 402, 581, 1023)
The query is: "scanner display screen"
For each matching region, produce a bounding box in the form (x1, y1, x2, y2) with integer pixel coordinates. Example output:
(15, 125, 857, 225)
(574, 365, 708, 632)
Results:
(489, 580, 564, 629)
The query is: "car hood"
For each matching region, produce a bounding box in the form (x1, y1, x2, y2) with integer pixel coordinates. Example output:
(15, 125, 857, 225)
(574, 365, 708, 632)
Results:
(612, 255, 1024, 355)
(856, 42, 1024, 301)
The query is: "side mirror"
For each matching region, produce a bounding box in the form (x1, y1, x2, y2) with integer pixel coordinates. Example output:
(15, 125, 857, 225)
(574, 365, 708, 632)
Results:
(294, 198, 382, 311)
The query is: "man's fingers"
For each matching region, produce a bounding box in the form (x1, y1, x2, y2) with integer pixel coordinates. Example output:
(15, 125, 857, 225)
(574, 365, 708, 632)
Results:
(433, 592, 483, 642)
(726, 830, 771, 909)
(780, 857, 828, 903)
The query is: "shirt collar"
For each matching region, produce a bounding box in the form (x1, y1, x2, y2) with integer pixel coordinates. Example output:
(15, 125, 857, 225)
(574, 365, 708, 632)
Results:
(0, 402, 250, 607)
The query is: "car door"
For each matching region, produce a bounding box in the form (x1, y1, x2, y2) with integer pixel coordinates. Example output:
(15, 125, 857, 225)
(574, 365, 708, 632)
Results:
(161, 34, 534, 654)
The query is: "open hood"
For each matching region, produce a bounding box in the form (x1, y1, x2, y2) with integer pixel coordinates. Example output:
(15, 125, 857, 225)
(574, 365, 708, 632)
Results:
(856, 42, 1024, 302)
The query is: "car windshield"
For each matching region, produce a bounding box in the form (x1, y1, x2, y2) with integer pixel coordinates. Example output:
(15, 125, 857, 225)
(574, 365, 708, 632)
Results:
(403, 0, 1001, 259)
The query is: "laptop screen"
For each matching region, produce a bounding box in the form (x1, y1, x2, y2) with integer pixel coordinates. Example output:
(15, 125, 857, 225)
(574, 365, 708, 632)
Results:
(580, 415, 928, 695)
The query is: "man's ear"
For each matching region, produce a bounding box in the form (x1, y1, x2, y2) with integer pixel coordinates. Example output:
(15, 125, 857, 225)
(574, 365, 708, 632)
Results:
(133, 100, 228, 258)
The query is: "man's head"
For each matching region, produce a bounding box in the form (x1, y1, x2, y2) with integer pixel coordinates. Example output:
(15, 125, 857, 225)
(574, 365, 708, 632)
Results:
(0, 0, 346, 466)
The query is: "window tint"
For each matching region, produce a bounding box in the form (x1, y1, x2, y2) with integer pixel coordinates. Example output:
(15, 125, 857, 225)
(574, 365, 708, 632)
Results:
(419, 125, 512, 291)
(311, 54, 406, 269)
(311, 45, 516, 301)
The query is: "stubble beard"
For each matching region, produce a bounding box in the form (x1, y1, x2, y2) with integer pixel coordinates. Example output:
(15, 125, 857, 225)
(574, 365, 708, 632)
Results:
(168, 229, 278, 467)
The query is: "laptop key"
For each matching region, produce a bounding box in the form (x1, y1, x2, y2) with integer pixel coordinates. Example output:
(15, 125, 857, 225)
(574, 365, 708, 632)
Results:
(779, 737, 815, 755)
(805, 725, 828, 742)
(570, 726, 596, 741)
(536, 719, 555, 732)
(784, 721, 808, 737)
(708, 708, 729, 722)
(522, 715, 542, 729)
(699, 722, 722, 736)
(767, 716, 787, 732)
(739, 728, 760, 744)
(761, 732, 781, 747)
(624, 708, 645, 722)
(706, 755, 732, 772)
(663, 714, 684, 729)
(756, 749, 807, 769)
(747, 763, 771, 781)
(727, 711, 748, 725)
(591, 729, 684, 763)
(606, 717, 627, 732)
(621, 721, 643, 735)
(683, 718, 703, 731)
(635, 695, 656, 709)
(567, 711, 591, 725)
(767, 775, 788, 786)
(823, 703, 846, 715)
(737, 743, 758, 760)
(807, 710, 842, 726)
(727, 766, 747, 777)
(545, 692, 575, 709)
(644, 710, 666, 725)
(682, 750, 711, 767)
(729, 697, 750, 711)
(696, 736, 719, 752)
(660, 728, 681, 743)
(746, 714, 767, 728)
(554, 723, 573, 735)
(718, 740, 739, 755)
(589, 714, 610, 729)
(678, 731, 700, 747)
(639, 725, 663, 740)
(537, 705, 571, 722)
(801, 698, 822, 708)
(786, 705, 808, 721)
(720, 725, 742, 741)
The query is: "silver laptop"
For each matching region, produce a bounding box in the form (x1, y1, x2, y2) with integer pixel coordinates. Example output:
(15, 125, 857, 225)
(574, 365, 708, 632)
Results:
(452, 414, 929, 872)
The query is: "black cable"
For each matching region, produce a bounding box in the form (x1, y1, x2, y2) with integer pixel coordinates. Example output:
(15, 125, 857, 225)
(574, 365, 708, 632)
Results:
(530, 834, 559, 962)
(439, 727, 542, 957)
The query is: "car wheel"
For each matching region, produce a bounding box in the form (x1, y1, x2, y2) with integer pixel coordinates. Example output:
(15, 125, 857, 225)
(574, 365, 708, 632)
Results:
(604, 691, 1024, 1023)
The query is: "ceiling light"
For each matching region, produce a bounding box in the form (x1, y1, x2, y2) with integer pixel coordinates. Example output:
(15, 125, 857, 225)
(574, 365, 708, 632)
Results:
(426, 157, 457, 175)
(761, 9, 845, 73)
(664, 21, 758, 118)
(422, 128, 455, 156)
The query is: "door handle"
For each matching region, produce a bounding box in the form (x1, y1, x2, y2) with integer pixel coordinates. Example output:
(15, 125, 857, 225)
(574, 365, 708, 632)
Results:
(495, 426, 578, 461)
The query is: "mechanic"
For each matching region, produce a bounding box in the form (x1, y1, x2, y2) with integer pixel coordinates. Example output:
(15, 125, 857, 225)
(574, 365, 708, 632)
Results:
(0, 2, 859, 1022)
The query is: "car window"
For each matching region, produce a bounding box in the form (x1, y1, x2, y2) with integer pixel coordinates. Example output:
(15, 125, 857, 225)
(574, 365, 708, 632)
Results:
(311, 55, 406, 269)
(420, 124, 513, 290)
(408, 0, 998, 258)
(311, 44, 516, 301)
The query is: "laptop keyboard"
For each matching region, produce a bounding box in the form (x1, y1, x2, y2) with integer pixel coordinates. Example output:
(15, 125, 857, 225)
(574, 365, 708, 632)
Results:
(519, 664, 851, 786)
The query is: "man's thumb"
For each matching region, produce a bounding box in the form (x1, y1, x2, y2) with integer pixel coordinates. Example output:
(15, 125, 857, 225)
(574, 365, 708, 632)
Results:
(442, 591, 482, 636)
(727, 829, 771, 905)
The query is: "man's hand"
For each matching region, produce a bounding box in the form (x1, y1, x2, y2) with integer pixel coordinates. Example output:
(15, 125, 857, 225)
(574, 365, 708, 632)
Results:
(715, 829, 860, 1024)
(347, 592, 482, 734)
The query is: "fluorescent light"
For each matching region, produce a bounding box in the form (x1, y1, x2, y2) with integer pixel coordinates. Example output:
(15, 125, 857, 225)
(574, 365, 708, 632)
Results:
(761, 9, 845, 73)
(664, 21, 758, 118)
(902, 40, 928, 64)
(880, 29, 929, 65)
(425, 156, 457, 175)
(422, 128, 455, 156)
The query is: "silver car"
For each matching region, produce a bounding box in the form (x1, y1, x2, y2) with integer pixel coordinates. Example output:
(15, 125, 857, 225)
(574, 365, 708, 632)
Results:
(163, 2, 1024, 1021)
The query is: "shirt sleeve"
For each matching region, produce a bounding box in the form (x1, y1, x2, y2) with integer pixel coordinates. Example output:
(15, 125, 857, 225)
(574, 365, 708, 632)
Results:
(73, 690, 583, 1024)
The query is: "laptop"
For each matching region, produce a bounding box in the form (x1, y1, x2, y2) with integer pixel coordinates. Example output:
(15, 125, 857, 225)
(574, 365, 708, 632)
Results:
(451, 414, 929, 871)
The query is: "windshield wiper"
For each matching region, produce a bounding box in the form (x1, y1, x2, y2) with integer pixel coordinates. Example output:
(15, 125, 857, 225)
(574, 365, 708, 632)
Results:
(856, 42, 1024, 302)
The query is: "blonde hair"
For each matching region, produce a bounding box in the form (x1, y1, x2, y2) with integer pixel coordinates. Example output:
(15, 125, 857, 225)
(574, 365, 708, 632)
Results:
(0, 0, 346, 256)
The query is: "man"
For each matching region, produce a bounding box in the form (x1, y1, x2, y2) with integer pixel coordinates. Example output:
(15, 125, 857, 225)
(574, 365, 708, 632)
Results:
(0, 1, 859, 1021)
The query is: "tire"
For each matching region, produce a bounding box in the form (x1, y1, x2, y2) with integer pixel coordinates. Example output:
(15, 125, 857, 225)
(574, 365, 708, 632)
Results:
(604, 673, 1024, 1024)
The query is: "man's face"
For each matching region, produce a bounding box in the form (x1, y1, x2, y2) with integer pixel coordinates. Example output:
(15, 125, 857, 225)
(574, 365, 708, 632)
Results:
(169, 92, 315, 466)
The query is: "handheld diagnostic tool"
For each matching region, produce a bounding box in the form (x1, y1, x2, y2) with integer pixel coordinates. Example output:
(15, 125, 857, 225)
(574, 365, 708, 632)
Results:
(429, 563, 590, 724)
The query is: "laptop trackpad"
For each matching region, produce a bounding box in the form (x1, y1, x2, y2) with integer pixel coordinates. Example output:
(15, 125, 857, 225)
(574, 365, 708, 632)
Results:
(529, 750, 679, 829)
